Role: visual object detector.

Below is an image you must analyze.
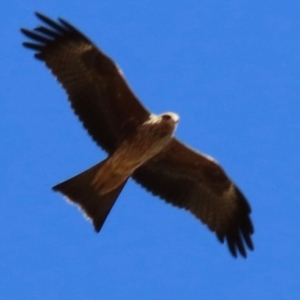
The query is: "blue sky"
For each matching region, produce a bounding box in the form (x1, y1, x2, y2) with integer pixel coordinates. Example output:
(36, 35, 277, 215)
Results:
(1, 1, 300, 299)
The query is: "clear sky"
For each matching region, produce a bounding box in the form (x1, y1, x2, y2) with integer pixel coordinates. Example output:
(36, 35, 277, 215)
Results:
(1, 1, 300, 299)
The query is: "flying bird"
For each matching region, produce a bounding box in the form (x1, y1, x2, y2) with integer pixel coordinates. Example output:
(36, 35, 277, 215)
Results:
(21, 12, 254, 258)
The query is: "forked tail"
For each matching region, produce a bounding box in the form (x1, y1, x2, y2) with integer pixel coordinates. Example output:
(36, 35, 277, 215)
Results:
(52, 161, 127, 232)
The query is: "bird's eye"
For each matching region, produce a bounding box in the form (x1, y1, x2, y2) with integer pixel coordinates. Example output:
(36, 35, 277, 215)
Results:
(162, 114, 172, 121)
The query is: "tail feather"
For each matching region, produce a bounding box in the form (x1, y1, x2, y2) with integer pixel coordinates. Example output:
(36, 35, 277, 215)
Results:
(52, 162, 127, 232)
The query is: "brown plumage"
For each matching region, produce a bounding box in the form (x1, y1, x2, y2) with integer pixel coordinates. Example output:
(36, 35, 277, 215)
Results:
(21, 12, 254, 258)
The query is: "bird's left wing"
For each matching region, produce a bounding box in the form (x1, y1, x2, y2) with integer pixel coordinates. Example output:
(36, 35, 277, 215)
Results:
(21, 13, 150, 154)
(133, 138, 254, 258)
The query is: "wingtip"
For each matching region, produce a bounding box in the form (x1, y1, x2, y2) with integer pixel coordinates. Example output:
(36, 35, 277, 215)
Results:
(35, 11, 47, 20)
(34, 11, 49, 23)
(217, 229, 253, 258)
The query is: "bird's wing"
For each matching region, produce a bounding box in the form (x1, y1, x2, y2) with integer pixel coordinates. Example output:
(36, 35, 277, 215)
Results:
(21, 12, 150, 154)
(133, 138, 254, 258)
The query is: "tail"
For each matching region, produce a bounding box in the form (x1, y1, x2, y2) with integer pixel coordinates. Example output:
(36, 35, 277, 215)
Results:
(52, 161, 127, 232)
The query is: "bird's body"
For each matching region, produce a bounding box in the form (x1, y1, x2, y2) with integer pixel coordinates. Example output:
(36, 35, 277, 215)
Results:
(92, 113, 179, 194)
(21, 13, 254, 258)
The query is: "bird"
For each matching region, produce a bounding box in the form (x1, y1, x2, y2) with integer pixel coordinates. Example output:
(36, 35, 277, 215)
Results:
(21, 12, 254, 258)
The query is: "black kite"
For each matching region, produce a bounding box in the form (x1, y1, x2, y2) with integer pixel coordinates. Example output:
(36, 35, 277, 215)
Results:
(21, 13, 254, 258)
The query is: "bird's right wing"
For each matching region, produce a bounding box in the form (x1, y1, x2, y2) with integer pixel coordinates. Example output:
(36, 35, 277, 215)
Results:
(21, 13, 150, 154)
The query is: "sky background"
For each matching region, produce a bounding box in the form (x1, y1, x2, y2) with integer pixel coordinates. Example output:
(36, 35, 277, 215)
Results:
(1, 1, 300, 299)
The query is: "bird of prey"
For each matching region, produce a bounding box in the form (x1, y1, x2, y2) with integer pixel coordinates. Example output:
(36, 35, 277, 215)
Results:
(21, 12, 254, 258)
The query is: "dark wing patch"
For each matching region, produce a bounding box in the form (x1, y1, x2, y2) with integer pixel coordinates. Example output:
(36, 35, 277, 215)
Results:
(133, 139, 254, 258)
(21, 12, 150, 154)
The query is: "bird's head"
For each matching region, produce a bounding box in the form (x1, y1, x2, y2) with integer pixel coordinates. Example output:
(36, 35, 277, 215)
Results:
(160, 112, 179, 130)
(160, 112, 179, 124)
(144, 112, 179, 138)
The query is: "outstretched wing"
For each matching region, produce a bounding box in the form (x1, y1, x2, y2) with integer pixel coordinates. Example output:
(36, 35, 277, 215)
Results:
(21, 12, 150, 154)
(133, 138, 254, 258)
